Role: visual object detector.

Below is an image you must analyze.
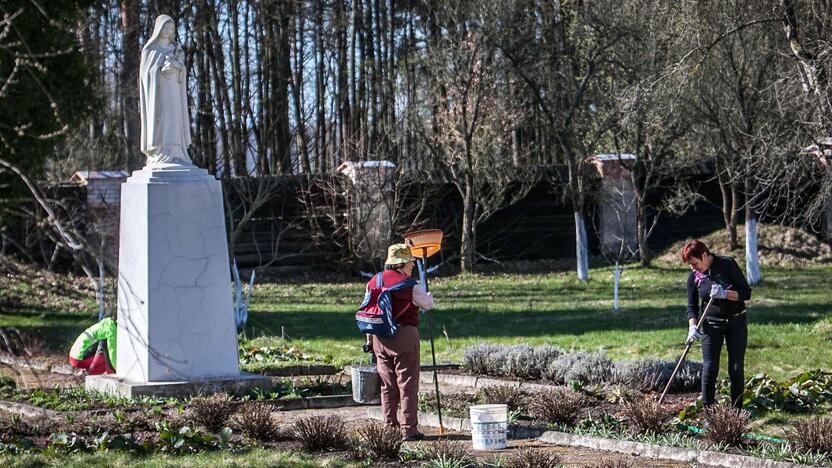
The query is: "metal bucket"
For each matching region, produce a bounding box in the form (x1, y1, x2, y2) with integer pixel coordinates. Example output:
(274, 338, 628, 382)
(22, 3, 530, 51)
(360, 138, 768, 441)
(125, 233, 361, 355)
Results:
(351, 365, 381, 404)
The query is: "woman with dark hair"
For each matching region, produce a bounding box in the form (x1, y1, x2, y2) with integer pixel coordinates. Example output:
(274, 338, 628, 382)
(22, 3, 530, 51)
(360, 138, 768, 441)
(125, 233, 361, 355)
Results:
(682, 239, 752, 408)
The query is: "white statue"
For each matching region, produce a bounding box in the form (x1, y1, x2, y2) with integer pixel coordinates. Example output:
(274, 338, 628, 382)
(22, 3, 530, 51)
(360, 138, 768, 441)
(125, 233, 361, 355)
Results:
(139, 15, 192, 166)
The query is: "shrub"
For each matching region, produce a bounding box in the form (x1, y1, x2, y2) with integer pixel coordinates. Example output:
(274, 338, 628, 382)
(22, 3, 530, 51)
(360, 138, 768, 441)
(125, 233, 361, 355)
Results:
(527, 388, 584, 426)
(614, 359, 670, 391)
(544, 352, 613, 385)
(235, 402, 278, 441)
(120, 412, 156, 433)
(620, 398, 668, 434)
(503, 345, 537, 379)
(506, 447, 563, 468)
(532, 345, 563, 377)
(673, 361, 703, 392)
(463, 344, 507, 376)
(613, 359, 702, 393)
(188, 393, 236, 432)
(354, 421, 402, 460)
(422, 440, 477, 468)
(478, 385, 525, 412)
(291, 415, 347, 451)
(704, 405, 750, 447)
(788, 416, 832, 454)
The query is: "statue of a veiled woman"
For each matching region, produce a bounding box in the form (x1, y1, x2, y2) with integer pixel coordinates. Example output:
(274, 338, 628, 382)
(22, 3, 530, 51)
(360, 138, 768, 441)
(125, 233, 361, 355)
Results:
(139, 15, 191, 166)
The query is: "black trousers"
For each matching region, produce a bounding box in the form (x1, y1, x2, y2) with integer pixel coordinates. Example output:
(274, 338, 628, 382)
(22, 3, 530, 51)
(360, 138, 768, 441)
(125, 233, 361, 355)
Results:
(701, 313, 747, 408)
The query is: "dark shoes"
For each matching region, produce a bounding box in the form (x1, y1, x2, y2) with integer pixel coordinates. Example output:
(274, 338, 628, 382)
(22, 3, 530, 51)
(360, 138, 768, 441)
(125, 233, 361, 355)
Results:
(402, 432, 425, 441)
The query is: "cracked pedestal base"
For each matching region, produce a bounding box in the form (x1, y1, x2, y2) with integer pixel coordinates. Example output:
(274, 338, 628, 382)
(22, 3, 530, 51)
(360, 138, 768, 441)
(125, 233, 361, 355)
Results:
(86, 373, 273, 398)
(115, 162, 242, 385)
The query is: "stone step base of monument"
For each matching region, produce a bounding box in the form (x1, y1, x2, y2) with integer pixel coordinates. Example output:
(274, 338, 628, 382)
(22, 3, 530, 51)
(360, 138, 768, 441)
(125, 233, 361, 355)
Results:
(86, 373, 273, 398)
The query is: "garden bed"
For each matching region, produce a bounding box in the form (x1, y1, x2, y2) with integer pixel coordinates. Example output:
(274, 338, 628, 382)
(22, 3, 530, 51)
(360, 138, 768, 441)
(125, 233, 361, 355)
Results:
(408, 378, 832, 467)
(0, 375, 352, 413)
(396, 404, 828, 467)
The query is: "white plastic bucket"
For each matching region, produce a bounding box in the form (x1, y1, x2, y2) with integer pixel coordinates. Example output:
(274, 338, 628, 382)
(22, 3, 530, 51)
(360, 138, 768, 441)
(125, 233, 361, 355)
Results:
(469, 404, 508, 450)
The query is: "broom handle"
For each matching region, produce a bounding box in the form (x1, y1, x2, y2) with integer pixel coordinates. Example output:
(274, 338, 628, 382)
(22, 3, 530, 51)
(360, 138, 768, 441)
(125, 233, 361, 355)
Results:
(419, 251, 444, 434)
(658, 297, 715, 405)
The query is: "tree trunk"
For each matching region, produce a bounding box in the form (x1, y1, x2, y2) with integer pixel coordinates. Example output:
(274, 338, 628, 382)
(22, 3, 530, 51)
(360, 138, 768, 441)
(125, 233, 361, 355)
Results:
(335, 0, 350, 164)
(574, 211, 590, 281)
(745, 177, 761, 285)
(460, 176, 476, 273)
(275, 1, 292, 174)
(290, 8, 311, 173)
(824, 196, 832, 244)
(314, 0, 327, 172)
(120, 0, 141, 171)
(636, 200, 651, 267)
(718, 173, 739, 250)
(729, 183, 739, 250)
(230, 0, 247, 176)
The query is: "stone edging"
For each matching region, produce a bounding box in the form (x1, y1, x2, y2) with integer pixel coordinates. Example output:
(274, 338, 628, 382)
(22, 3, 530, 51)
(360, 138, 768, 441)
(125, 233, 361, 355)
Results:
(0, 394, 363, 419)
(418, 370, 554, 392)
(252, 364, 340, 377)
(275, 394, 365, 410)
(366, 408, 810, 468)
(366, 406, 545, 439)
(0, 355, 81, 377)
(537, 431, 810, 468)
(0, 400, 60, 419)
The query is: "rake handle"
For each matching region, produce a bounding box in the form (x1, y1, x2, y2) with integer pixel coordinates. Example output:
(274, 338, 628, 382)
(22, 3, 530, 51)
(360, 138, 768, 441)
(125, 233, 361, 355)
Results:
(418, 251, 444, 434)
(658, 297, 715, 405)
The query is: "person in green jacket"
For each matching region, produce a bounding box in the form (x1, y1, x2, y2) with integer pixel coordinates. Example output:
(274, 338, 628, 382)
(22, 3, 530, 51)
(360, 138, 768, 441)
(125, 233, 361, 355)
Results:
(68, 317, 116, 374)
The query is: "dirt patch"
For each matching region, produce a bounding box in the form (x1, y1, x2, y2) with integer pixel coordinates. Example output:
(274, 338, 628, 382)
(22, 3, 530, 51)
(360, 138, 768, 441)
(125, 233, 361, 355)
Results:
(278, 408, 693, 467)
(656, 223, 832, 267)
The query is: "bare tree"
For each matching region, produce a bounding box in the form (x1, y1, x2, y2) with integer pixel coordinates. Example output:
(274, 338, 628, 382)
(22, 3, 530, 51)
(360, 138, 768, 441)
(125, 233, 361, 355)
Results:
(486, 0, 632, 280)
(421, 20, 536, 272)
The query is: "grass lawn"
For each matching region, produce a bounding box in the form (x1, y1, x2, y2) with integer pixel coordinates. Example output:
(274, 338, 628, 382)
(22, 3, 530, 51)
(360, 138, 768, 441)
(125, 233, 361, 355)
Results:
(2, 261, 830, 381)
(244, 263, 832, 380)
(2, 448, 360, 468)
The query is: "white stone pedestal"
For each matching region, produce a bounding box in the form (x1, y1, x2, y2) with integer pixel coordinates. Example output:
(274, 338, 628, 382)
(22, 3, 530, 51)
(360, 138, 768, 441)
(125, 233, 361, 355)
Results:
(87, 163, 271, 397)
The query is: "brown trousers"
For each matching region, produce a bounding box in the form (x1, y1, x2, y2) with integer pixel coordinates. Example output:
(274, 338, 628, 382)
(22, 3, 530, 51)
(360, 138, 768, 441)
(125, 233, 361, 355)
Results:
(372, 325, 420, 436)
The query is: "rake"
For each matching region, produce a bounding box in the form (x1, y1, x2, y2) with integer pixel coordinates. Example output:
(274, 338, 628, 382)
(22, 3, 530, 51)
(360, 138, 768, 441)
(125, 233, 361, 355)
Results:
(658, 297, 716, 405)
(404, 229, 444, 435)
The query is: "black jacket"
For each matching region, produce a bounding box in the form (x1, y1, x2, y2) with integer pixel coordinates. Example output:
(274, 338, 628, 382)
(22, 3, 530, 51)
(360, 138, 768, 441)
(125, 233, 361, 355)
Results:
(686, 255, 752, 321)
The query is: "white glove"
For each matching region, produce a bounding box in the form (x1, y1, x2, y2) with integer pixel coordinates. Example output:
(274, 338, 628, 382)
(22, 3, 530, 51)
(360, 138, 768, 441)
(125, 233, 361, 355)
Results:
(709, 283, 728, 299)
(686, 325, 702, 344)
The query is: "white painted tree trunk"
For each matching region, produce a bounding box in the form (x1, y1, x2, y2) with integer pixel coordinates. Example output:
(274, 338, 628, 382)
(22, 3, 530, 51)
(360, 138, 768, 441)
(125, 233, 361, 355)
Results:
(745, 218, 761, 285)
(575, 211, 589, 281)
(613, 261, 621, 313)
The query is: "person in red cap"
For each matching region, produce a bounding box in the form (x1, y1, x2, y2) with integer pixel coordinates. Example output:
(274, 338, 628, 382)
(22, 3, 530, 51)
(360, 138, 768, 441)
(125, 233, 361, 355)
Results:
(367, 243, 434, 441)
(682, 239, 751, 409)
